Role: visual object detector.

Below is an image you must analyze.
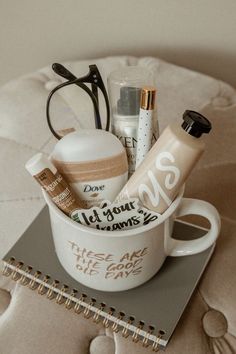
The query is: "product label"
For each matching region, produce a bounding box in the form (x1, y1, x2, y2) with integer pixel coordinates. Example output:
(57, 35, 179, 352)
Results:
(34, 168, 83, 215)
(113, 122, 157, 177)
(112, 122, 137, 176)
(138, 151, 180, 211)
(117, 136, 137, 176)
(71, 174, 127, 208)
(116, 151, 181, 213)
(52, 153, 128, 208)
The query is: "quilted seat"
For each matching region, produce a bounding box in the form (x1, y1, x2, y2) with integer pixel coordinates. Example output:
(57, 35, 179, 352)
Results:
(0, 56, 236, 354)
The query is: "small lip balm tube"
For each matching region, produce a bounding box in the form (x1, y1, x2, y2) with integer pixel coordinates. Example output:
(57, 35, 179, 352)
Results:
(25, 153, 84, 217)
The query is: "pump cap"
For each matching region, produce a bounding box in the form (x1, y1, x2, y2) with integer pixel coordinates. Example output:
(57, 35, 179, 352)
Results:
(182, 110, 212, 138)
(117, 86, 141, 116)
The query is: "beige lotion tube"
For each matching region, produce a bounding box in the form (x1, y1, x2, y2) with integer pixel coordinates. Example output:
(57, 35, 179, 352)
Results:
(116, 110, 211, 214)
(25, 153, 83, 217)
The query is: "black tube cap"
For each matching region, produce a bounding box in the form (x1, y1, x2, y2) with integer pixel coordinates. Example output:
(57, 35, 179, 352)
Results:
(181, 110, 212, 138)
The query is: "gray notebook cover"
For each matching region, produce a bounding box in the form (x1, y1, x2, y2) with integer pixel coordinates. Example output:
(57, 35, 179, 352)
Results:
(2, 207, 214, 350)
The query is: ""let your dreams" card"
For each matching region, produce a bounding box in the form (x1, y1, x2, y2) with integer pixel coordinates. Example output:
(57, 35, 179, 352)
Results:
(71, 199, 160, 231)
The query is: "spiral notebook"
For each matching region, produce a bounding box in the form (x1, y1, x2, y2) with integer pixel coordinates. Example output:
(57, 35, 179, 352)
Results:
(2, 207, 214, 351)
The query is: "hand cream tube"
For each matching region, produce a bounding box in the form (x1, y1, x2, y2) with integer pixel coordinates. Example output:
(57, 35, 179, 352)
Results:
(25, 153, 84, 217)
(116, 110, 211, 214)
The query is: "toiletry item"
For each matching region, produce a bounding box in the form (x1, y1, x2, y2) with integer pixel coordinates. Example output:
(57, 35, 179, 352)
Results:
(116, 110, 211, 214)
(112, 86, 140, 176)
(108, 67, 157, 177)
(25, 153, 83, 216)
(51, 129, 128, 208)
(136, 86, 157, 168)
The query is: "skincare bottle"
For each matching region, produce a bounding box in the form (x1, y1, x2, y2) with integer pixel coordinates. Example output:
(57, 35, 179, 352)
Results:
(116, 110, 211, 214)
(136, 86, 157, 168)
(25, 153, 83, 216)
(51, 129, 128, 208)
(108, 67, 158, 177)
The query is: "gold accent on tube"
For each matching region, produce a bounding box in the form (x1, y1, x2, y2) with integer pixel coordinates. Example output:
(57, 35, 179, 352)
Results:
(140, 86, 156, 110)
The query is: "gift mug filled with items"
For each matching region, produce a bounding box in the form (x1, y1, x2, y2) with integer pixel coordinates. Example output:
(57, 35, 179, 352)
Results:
(25, 64, 220, 292)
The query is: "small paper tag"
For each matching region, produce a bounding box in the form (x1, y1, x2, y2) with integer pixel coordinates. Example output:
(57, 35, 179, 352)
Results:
(72, 199, 143, 231)
(71, 199, 160, 231)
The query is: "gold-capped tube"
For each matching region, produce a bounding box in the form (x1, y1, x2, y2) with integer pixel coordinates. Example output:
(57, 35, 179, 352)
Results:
(140, 86, 156, 110)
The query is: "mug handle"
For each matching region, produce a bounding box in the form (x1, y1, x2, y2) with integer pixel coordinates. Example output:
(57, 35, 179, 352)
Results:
(166, 198, 221, 257)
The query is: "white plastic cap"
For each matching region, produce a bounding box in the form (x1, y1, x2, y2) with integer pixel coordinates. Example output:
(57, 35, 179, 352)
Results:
(25, 153, 57, 176)
(51, 129, 125, 162)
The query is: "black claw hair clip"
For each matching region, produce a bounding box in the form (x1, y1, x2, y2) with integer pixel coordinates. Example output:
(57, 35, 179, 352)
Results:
(46, 63, 110, 140)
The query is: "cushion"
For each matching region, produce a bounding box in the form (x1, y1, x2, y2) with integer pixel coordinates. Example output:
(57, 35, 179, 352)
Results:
(0, 56, 236, 353)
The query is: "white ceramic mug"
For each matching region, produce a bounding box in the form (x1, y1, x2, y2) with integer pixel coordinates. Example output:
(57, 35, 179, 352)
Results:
(43, 187, 220, 291)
